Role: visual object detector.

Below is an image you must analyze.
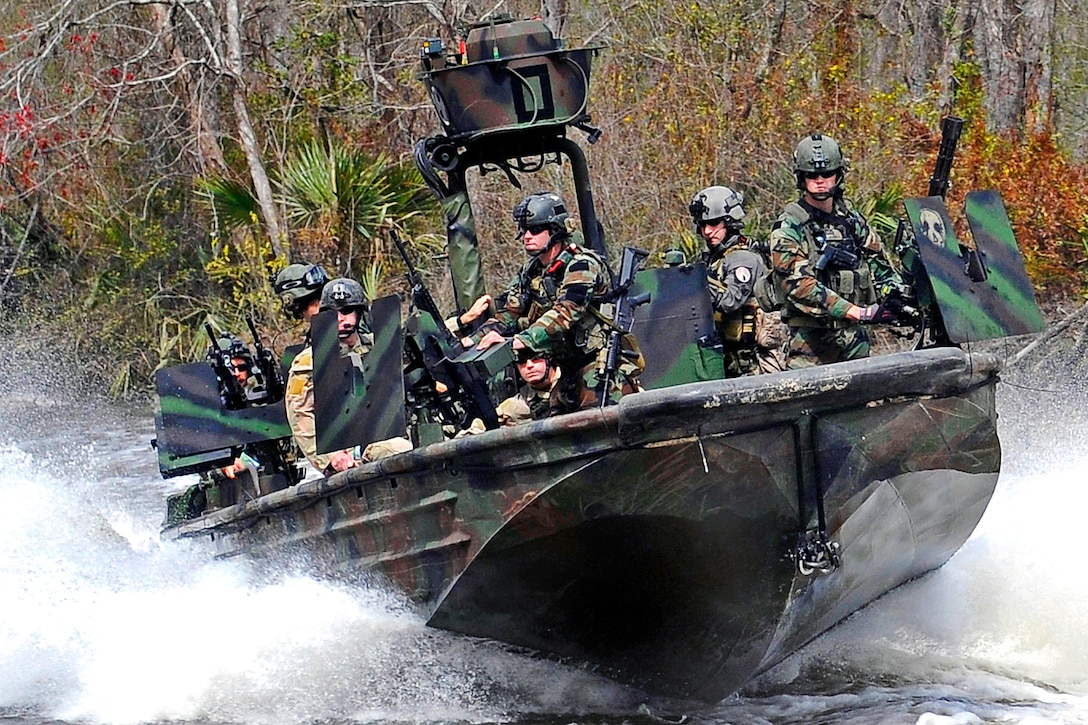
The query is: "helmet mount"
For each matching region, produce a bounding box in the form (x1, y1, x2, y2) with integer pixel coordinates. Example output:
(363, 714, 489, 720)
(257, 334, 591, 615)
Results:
(320, 278, 369, 338)
(273, 263, 330, 319)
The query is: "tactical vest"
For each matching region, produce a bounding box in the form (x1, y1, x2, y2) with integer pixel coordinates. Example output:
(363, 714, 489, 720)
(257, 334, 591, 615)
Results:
(525, 384, 554, 420)
(780, 201, 878, 323)
(708, 245, 761, 346)
(516, 244, 612, 364)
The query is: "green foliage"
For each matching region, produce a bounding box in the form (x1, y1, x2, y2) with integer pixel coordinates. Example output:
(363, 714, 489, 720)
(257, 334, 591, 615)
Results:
(358, 259, 385, 302)
(199, 178, 262, 231)
(853, 183, 905, 241)
(277, 140, 403, 241)
(9, 0, 1088, 400)
(198, 139, 437, 298)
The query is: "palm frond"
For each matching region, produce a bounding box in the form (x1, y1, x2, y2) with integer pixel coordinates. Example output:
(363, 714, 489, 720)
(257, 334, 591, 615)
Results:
(358, 259, 385, 302)
(197, 177, 260, 230)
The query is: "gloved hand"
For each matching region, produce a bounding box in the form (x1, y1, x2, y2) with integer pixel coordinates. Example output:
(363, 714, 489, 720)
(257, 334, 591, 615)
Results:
(856, 303, 899, 324)
(879, 286, 918, 319)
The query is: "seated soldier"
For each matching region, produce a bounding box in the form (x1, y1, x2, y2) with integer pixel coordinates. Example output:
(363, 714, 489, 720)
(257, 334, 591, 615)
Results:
(209, 333, 268, 403)
(474, 192, 642, 413)
(496, 351, 562, 425)
(203, 333, 265, 494)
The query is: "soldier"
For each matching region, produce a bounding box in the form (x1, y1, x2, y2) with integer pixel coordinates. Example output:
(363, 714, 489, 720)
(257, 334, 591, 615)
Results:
(495, 350, 562, 426)
(768, 134, 903, 367)
(201, 333, 263, 488)
(208, 333, 264, 403)
(474, 191, 642, 412)
(688, 185, 786, 376)
(284, 277, 410, 474)
(272, 263, 330, 342)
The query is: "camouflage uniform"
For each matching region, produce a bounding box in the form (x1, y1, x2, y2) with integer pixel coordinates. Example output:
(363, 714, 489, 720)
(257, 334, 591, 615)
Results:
(769, 198, 901, 367)
(705, 237, 769, 377)
(285, 335, 371, 473)
(478, 244, 640, 413)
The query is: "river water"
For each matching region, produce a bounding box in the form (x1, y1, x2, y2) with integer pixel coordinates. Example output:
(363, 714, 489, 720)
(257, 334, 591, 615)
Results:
(1, 339, 1086, 725)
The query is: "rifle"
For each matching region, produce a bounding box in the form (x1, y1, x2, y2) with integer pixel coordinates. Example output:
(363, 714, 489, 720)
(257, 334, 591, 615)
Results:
(245, 313, 284, 403)
(812, 234, 860, 273)
(390, 229, 503, 430)
(204, 323, 247, 410)
(600, 246, 651, 401)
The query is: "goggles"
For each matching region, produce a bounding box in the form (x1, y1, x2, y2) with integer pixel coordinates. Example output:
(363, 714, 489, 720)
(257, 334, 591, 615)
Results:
(278, 265, 330, 292)
(803, 170, 839, 180)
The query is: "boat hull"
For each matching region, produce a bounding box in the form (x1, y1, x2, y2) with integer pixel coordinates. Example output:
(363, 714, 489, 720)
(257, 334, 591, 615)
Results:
(164, 347, 1001, 700)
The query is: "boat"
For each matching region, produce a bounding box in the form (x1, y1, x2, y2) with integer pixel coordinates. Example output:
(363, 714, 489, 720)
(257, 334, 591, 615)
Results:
(154, 17, 1045, 701)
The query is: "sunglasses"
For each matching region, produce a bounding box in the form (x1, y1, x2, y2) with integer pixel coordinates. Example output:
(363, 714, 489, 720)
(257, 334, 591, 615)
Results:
(700, 217, 727, 228)
(523, 224, 550, 235)
(804, 170, 839, 180)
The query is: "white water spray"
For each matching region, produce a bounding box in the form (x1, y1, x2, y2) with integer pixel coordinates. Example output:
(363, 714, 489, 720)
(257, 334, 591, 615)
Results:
(0, 400, 637, 725)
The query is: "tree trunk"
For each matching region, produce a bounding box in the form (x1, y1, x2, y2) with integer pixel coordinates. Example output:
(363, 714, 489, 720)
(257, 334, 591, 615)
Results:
(972, 0, 1056, 135)
(541, 0, 568, 38)
(1021, 0, 1056, 133)
(973, 0, 1018, 132)
(224, 0, 285, 258)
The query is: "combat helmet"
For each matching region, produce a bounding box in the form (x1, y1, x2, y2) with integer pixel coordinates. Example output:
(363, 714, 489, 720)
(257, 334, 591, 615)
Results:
(793, 134, 846, 196)
(320, 277, 368, 313)
(320, 277, 369, 339)
(272, 263, 329, 319)
(688, 186, 746, 232)
(207, 333, 251, 365)
(513, 192, 570, 246)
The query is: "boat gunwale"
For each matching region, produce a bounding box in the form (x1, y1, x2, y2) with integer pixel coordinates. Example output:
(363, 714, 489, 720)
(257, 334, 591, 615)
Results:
(162, 347, 1001, 539)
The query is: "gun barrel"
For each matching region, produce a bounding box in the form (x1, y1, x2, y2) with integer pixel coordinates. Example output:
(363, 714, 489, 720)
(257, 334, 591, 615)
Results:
(204, 323, 221, 350)
(927, 116, 964, 198)
(245, 314, 260, 344)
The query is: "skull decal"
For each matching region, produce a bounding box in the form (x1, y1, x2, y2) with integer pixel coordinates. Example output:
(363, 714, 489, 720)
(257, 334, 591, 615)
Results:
(919, 208, 947, 248)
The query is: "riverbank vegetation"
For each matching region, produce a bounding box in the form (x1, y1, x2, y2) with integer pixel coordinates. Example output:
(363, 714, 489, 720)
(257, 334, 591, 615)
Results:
(2, 0, 1086, 397)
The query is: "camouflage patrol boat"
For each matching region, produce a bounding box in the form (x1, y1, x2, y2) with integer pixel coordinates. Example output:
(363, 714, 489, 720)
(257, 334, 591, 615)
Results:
(156, 18, 1045, 701)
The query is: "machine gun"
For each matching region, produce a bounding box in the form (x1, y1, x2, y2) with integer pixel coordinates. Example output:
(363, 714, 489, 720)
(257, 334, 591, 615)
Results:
(600, 246, 651, 400)
(205, 323, 248, 410)
(892, 115, 985, 344)
(245, 314, 284, 403)
(391, 229, 504, 431)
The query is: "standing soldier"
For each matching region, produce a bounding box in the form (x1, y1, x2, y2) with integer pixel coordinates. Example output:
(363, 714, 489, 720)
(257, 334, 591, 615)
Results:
(688, 185, 785, 376)
(285, 277, 411, 474)
(474, 192, 642, 412)
(285, 278, 370, 475)
(768, 134, 903, 367)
